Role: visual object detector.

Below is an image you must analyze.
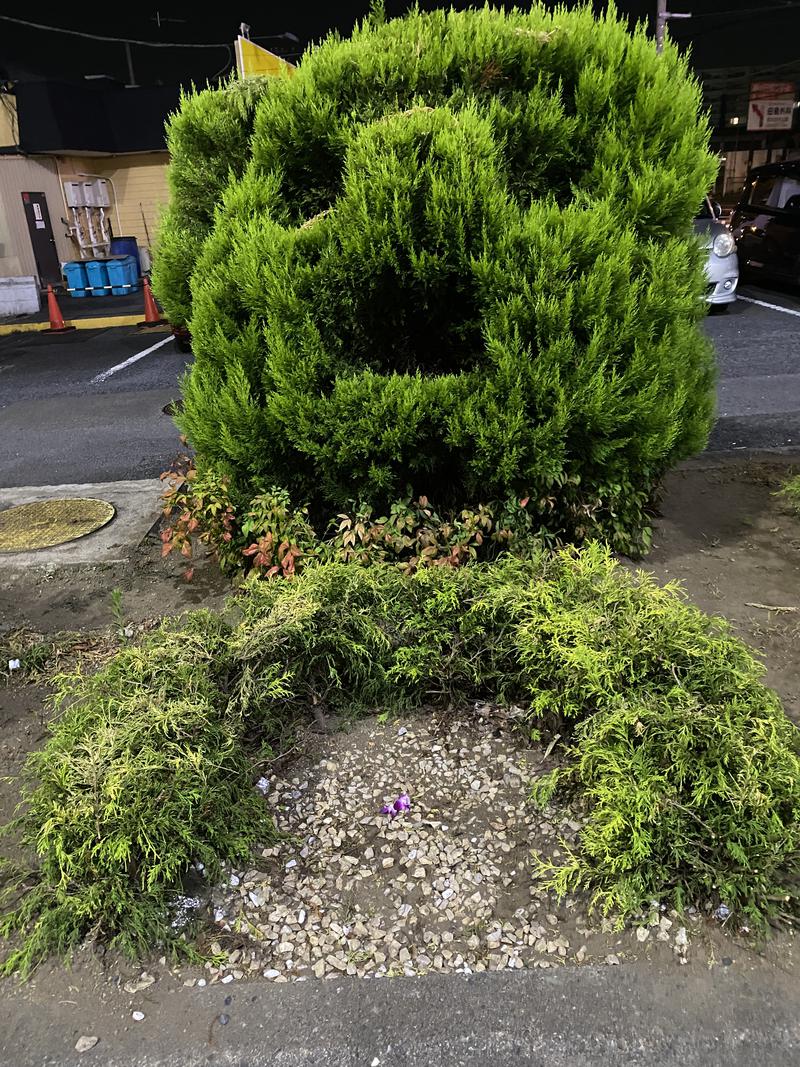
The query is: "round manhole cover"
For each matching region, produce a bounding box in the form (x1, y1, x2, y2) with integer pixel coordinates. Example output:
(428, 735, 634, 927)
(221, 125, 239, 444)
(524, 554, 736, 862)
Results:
(0, 498, 116, 552)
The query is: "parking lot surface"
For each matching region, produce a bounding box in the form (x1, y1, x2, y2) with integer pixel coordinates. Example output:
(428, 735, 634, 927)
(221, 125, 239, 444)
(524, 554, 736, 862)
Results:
(706, 284, 800, 452)
(0, 325, 188, 488)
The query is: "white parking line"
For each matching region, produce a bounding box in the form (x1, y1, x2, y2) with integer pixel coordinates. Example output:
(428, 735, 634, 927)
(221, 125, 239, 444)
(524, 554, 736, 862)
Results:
(738, 295, 800, 318)
(90, 335, 173, 384)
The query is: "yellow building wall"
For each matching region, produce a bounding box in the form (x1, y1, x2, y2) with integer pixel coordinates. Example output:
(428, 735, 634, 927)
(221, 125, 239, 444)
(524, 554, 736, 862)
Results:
(59, 152, 169, 253)
(0, 94, 18, 148)
(0, 155, 74, 279)
(0, 150, 168, 280)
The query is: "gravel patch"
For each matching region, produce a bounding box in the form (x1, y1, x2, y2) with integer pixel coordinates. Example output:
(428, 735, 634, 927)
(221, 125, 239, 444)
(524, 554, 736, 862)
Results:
(193, 712, 696, 985)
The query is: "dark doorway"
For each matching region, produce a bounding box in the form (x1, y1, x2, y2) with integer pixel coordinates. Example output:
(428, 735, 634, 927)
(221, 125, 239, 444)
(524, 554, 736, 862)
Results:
(21, 191, 61, 289)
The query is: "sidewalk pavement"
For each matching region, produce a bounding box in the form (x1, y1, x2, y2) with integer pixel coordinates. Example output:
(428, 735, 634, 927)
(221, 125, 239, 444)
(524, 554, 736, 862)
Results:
(5, 963, 799, 1067)
(0, 479, 163, 567)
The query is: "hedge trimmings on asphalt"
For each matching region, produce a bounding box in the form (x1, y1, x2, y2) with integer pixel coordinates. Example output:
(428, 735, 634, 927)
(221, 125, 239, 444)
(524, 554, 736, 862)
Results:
(3, 548, 798, 974)
(170, 3, 718, 554)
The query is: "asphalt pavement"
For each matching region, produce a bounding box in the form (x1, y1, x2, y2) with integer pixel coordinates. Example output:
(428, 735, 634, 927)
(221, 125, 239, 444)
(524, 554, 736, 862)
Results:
(0, 324, 188, 488)
(5, 963, 799, 1067)
(705, 282, 800, 452)
(0, 282, 798, 488)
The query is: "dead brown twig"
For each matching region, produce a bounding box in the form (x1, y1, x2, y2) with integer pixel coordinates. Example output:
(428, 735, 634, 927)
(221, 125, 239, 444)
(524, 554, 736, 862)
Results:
(745, 602, 798, 614)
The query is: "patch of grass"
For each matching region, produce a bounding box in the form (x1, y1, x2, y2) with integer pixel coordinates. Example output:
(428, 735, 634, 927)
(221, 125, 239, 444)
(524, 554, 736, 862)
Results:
(777, 473, 800, 514)
(2, 547, 799, 974)
(0, 636, 55, 682)
(0, 629, 110, 684)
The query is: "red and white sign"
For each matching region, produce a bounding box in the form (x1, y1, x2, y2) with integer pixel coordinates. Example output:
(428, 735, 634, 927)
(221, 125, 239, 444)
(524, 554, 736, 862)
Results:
(748, 81, 796, 131)
(750, 81, 795, 100)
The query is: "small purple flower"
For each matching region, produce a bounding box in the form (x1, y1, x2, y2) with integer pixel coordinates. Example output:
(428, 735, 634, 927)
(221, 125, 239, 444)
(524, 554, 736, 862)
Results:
(380, 793, 411, 820)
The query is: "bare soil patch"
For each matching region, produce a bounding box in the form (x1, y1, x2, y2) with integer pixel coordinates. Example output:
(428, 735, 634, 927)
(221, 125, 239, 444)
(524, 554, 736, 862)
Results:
(0, 535, 228, 636)
(643, 458, 800, 723)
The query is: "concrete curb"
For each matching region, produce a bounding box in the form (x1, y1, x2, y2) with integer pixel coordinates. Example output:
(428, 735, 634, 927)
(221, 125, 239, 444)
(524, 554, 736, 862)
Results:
(0, 315, 154, 336)
(0, 479, 164, 568)
(0, 317, 175, 337)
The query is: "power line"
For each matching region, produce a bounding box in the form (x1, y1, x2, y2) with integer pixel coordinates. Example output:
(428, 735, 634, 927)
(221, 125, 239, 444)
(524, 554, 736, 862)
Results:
(686, 2, 800, 16)
(0, 15, 296, 50)
(668, 4, 800, 44)
(208, 46, 234, 82)
(0, 14, 226, 48)
(700, 55, 800, 76)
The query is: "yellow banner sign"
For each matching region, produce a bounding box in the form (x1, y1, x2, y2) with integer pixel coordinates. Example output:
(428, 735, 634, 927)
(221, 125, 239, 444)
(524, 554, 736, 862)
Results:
(235, 36, 295, 78)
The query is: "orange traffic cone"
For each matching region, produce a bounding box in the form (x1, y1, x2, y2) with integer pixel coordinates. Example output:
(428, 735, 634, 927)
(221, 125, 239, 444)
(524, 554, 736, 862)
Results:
(44, 285, 75, 333)
(138, 276, 166, 328)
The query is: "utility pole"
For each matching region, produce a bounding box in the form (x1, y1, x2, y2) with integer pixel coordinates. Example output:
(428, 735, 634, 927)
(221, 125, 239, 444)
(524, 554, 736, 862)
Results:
(656, 0, 692, 54)
(124, 42, 138, 87)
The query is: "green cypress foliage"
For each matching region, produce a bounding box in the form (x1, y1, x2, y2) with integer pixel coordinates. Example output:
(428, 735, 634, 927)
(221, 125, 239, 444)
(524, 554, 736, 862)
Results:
(151, 76, 272, 327)
(176, 5, 718, 552)
(0, 613, 279, 976)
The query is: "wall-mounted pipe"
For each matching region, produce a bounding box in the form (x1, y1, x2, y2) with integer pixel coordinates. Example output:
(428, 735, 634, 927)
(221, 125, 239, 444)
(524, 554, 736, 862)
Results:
(77, 171, 123, 238)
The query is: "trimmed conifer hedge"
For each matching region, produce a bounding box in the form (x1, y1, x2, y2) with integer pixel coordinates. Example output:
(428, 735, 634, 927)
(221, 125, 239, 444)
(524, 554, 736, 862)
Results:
(152, 77, 272, 328)
(168, 5, 718, 553)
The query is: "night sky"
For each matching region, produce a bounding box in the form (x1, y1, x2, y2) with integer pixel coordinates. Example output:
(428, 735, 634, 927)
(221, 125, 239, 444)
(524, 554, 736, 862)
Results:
(1, 2, 798, 88)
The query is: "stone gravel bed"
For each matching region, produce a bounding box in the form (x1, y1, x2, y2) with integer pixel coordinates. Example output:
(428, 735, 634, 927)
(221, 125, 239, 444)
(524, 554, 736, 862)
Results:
(185, 712, 695, 986)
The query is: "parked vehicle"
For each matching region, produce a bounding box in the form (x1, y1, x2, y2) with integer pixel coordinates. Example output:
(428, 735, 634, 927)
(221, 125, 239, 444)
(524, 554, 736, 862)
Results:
(694, 196, 739, 306)
(731, 161, 800, 288)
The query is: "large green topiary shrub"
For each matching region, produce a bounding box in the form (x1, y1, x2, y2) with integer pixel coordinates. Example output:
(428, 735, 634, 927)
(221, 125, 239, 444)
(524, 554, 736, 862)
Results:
(151, 76, 272, 328)
(174, 4, 718, 554)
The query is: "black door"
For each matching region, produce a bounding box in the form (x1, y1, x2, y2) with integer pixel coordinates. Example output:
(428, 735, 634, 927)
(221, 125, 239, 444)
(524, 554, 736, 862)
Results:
(21, 191, 61, 289)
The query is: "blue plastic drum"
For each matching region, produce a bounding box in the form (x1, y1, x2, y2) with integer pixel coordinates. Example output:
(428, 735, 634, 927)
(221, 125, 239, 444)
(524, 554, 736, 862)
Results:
(109, 237, 141, 278)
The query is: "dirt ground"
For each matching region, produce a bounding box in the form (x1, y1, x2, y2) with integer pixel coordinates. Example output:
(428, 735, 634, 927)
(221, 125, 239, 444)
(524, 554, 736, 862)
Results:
(0, 536, 229, 637)
(1, 456, 799, 1053)
(643, 457, 800, 724)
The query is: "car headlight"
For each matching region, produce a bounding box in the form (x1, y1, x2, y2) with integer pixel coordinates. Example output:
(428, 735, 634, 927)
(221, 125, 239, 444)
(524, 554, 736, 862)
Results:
(712, 231, 735, 258)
